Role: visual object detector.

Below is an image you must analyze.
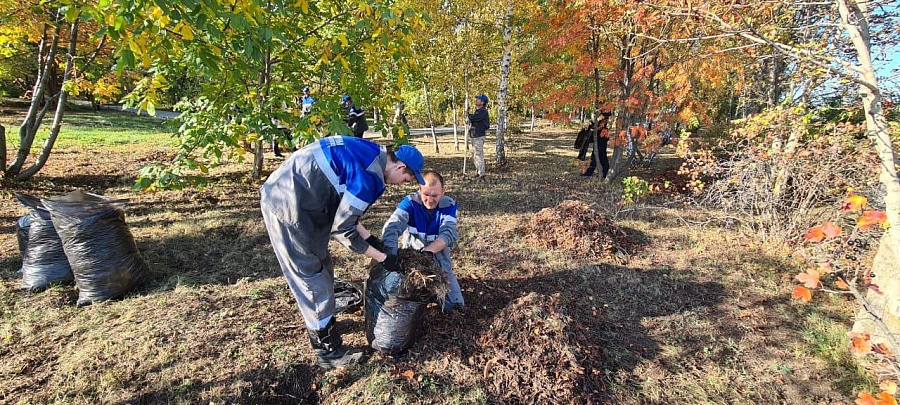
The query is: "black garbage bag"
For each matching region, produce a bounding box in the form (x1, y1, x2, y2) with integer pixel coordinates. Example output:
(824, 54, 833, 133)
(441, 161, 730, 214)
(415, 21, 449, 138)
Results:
(15, 215, 30, 258)
(364, 262, 428, 356)
(42, 190, 149, 307)
(364, 249, 448, 355)
(334, 278, 362, 314)
(14, 193, 74, 291)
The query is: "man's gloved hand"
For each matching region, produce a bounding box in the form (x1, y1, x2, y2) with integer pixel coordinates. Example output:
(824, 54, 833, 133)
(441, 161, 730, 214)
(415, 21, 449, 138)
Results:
(382, 254, 400, 273)
(366, 235, 387, 253)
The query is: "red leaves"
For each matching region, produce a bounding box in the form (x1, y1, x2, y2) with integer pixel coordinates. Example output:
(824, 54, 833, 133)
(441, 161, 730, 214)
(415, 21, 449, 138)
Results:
(804, 221, 841, 242)
(850, 333, 873, 355)
(795, 269, 821, 289)
(855, 391, 898, 405)
(792, 286, 812, 303)
(804, 227, 826, 242)
(858, 211, 888, 230)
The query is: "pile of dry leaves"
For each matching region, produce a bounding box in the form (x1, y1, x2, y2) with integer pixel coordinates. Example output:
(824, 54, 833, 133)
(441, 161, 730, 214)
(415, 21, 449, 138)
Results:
(471, 292, 588, 404)
(522, 199, 631, 262)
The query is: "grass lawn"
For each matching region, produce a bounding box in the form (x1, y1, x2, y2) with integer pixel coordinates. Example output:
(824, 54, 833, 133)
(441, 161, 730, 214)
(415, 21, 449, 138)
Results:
(0, 111, 878, 404)
(1, 107, 176, 151)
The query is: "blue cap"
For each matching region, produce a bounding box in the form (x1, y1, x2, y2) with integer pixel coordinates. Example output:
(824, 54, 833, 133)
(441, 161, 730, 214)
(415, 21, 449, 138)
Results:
(341, 95, 351, 103)
(475, 94, 488, 104)
(303, 86, 310, 92)
(394, 145, 425, 185)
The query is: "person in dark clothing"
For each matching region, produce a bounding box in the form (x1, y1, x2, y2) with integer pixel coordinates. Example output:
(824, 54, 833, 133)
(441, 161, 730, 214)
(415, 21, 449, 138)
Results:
(581, 109, 612, 178)
(343, 95, 368, 138)
(467, 94, 490, 180)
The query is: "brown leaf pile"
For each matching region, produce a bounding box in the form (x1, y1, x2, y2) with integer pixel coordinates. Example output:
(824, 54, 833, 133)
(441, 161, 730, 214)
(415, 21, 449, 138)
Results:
(522, 199, 630, 262)
(471, 292, 588, 404)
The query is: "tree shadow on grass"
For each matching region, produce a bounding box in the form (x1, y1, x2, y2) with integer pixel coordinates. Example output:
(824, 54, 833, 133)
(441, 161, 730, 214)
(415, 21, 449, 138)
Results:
(380, 264, 727, 403)
(118, 362, 321, 405)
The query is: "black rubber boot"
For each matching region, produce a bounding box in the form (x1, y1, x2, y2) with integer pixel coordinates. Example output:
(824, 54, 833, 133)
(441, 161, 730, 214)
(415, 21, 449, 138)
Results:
(308, 318, 365, 369)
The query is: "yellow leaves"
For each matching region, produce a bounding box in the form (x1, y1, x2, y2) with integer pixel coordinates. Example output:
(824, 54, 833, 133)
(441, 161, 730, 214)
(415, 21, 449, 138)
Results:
(844, 194, 868, 211)
(791, 286, 812, 303)
(337, 33, 349, 48)
(795, 269, 820, 289)
(296, 0, 309, 14)
(178, 22, 194, 41)
(882, 381, 898, 396)
(858, 211, 888, 230)
(303, 36, 318, 47)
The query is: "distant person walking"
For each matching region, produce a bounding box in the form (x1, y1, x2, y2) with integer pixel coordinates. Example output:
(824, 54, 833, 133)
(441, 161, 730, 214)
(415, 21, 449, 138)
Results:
(468, 94, 490, 180)
(343, 95, 368, 138)
(301, 86, 315, 116)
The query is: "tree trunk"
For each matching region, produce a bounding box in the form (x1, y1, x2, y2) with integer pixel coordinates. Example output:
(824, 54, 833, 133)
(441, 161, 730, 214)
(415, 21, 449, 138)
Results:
(495, 2, 512, 167)
(771, 108, 804, 200)
(0, 124, 6, 172)
(16, 21, 80, 181)
(7, 20, 61, 177)
(452, 85, 460, 150)
(837, 0, 900, 352)
(530, 105, 535, 133)
(422, 81, 439, 153)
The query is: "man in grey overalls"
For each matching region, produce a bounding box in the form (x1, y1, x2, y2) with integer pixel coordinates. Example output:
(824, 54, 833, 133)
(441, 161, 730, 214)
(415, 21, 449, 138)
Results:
(260, 136, 425, 368)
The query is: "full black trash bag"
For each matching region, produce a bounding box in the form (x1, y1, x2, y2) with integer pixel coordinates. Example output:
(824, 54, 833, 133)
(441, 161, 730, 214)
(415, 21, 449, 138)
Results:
(42, 190, 149, 307)
(334, 278, 362, 314)
(15, 193, 74, 291)
(15, 215, 30, 257)
(364, 262, 428, 356)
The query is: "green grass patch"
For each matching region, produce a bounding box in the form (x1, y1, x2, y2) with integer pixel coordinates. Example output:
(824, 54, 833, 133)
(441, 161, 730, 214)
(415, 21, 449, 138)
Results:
(2, 110, 176, 150)
(798, 307, 877, 395)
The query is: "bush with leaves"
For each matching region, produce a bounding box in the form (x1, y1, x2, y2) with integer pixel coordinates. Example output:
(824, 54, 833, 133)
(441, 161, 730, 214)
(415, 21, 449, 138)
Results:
(792, 192, 895, 404)
(678, 107, 881, 243)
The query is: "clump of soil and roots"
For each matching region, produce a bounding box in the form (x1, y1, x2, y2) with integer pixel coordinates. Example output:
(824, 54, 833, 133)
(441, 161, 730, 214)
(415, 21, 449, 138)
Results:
(522, 200, 632, 262)
(388, 249, 450, 303)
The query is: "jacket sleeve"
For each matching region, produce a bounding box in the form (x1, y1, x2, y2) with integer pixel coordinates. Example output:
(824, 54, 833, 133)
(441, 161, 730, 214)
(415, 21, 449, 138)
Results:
(331, 196, 368, 253)
(382, 197, 414, 255)
(438, 199, 459, 248)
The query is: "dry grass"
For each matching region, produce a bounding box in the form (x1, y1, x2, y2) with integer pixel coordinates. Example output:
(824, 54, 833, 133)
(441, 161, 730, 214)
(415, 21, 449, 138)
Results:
(0, 118, 875, 404)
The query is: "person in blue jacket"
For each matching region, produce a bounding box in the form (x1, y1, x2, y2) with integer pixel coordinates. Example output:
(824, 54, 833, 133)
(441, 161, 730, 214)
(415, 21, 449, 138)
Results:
(343, 95, 368, 137)
(381, 170, 464, 312)
(260, 136, 425, 369)
(301, 86, 315, 115)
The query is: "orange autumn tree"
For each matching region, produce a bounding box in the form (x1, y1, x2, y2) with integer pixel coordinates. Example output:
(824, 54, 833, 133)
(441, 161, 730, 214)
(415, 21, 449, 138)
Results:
(522, 0, 747, 181)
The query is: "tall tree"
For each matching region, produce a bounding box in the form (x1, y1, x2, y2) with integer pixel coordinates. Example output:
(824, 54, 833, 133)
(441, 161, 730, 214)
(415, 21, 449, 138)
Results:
(1, 1, 111, 181)
(104, 0, 424, 189)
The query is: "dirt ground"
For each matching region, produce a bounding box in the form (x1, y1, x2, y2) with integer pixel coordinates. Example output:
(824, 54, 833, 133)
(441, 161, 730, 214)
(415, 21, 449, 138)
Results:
(0, 117, 868, 404)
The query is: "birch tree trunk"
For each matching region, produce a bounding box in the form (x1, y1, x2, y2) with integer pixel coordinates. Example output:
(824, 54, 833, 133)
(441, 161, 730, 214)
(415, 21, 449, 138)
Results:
(423, 81, 440, 152)
(836, 0, 900, 351)
(452, 85, 460, 150)
(494, 2, 512, 167)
